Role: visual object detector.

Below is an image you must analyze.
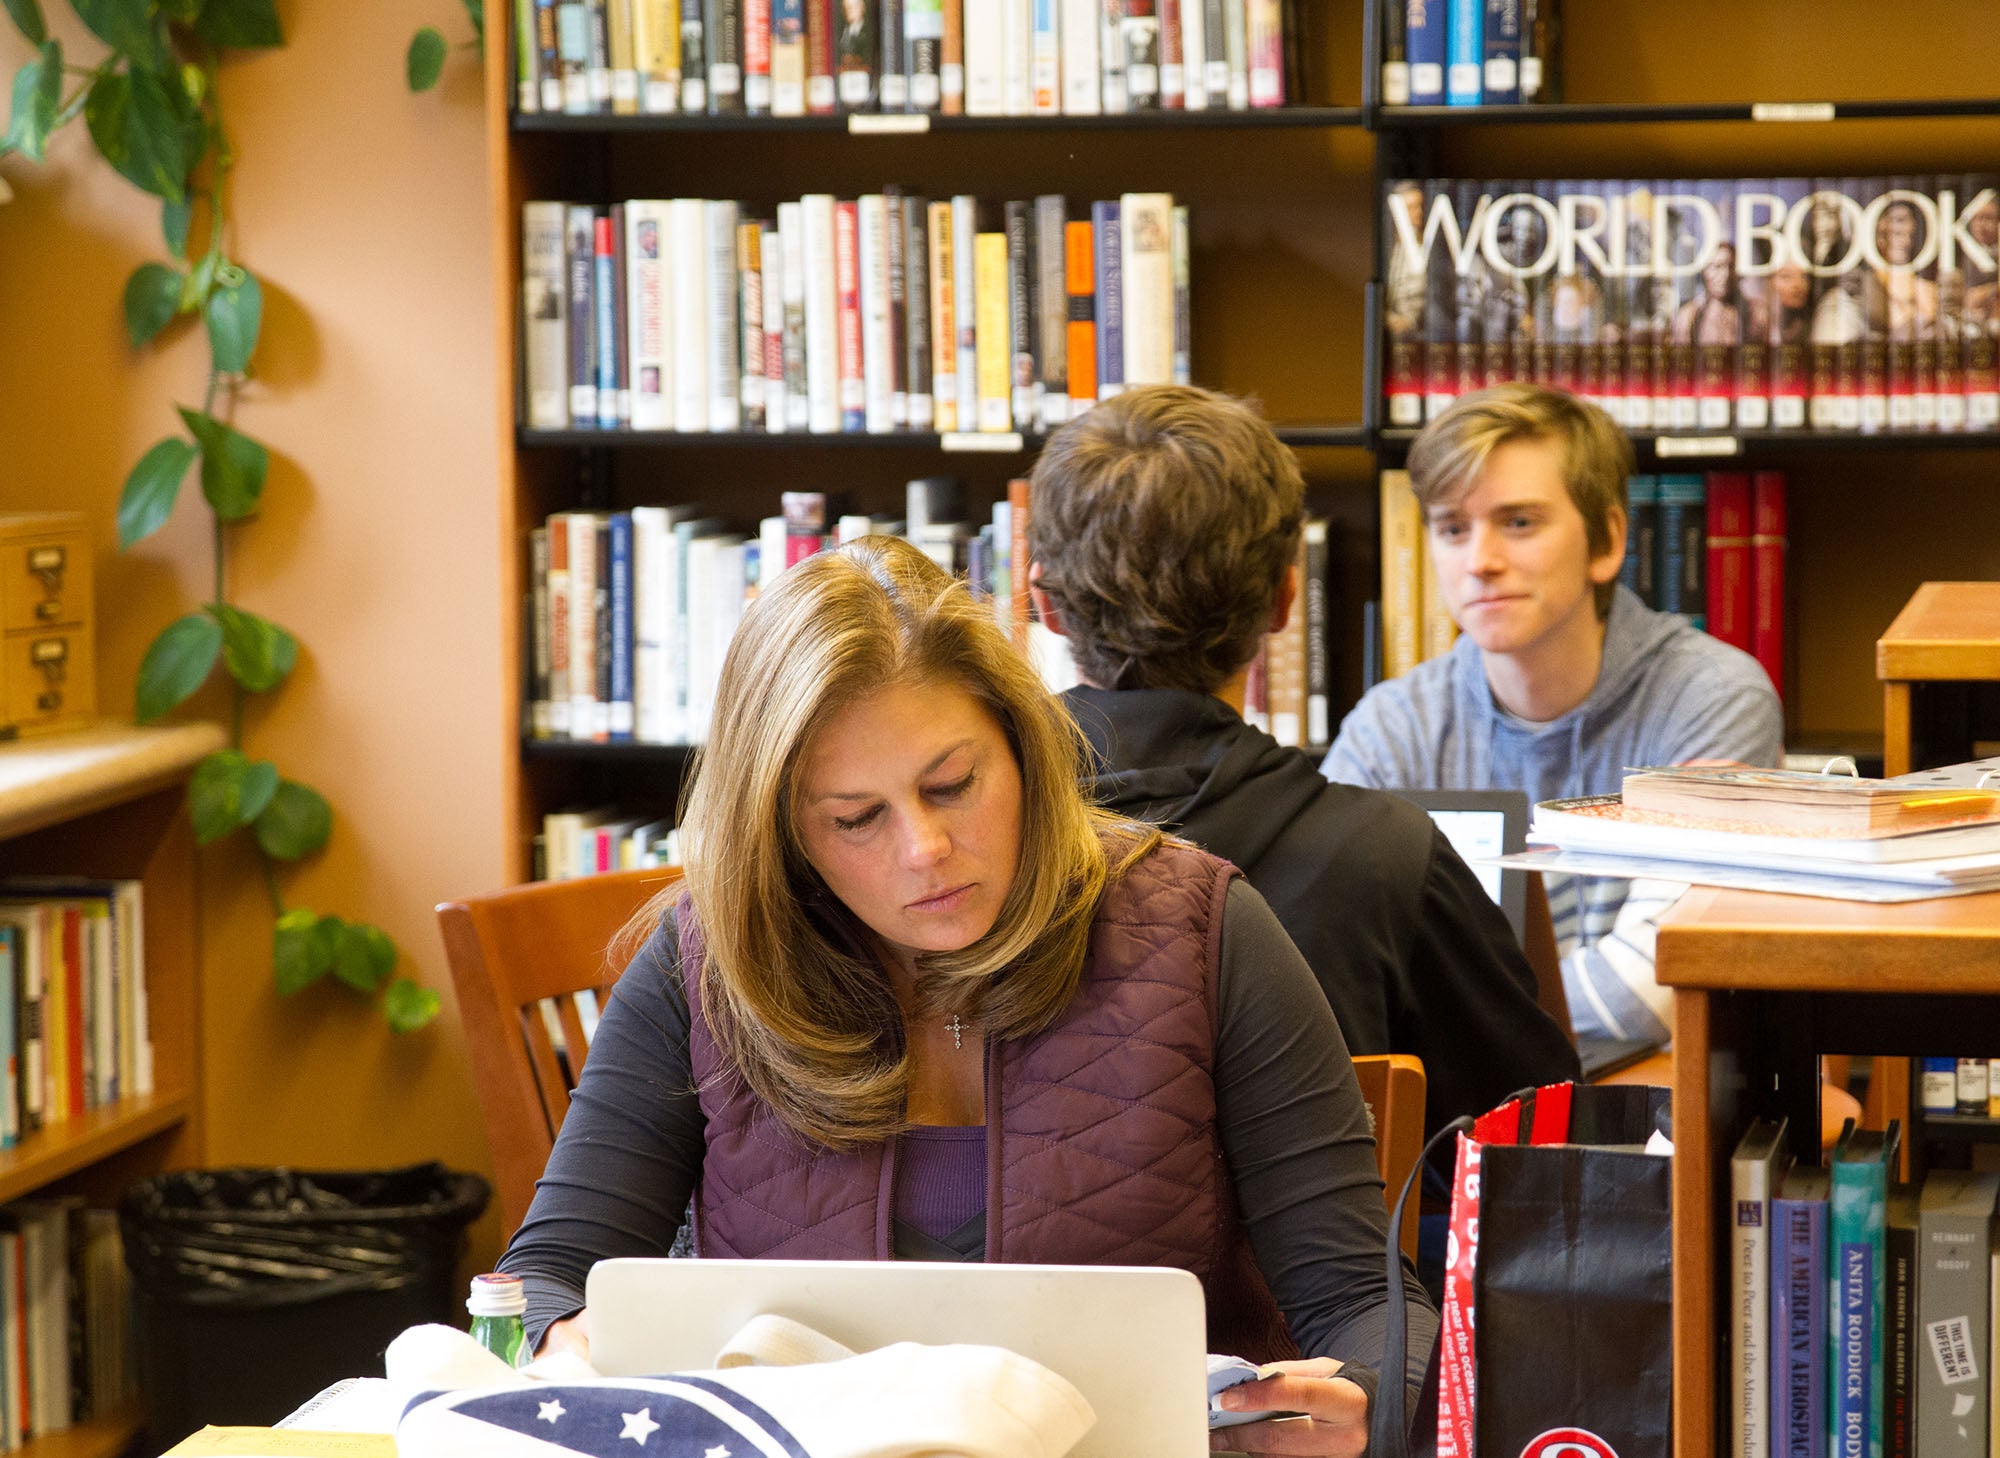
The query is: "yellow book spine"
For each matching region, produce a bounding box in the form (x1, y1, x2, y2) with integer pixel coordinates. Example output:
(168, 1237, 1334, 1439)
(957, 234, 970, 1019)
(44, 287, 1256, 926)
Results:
(975, 233, 1012, 433)
(1379, 469, 1422, 680)
(1420, 531, 1458, 662)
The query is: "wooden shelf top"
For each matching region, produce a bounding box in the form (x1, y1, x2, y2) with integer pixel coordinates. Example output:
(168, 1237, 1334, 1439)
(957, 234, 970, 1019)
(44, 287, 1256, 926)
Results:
(1876, 581, 2000, 682)
(16, 1400, 142, 1458)
(1657, 884, 2000, 993)
(0, 1092, 192, 1208)
(0, 722, 225, 844)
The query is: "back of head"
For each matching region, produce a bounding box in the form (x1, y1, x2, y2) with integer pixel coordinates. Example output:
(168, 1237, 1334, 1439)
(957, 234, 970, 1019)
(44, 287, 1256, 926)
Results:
(1028, 385, 1305, 695)
(1406, 384, 1632, 616)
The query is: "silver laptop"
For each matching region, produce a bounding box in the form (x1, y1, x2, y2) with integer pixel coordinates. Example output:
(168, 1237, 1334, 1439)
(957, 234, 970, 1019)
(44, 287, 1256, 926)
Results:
(586, 1258, 1210, 1458)
(1388, 787, 1531, 941)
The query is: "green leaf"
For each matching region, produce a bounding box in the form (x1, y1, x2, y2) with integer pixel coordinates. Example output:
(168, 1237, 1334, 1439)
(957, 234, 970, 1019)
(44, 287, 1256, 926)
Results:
(4, 42, 61, 164)
(135, 611, 221, 721)
(210, 601, 296, 692)
(253, 779, 331, 860)
(459, 0, 483, 45)
(118, 436, 196, 548)
(406, 27, 446, 91)
(332, 920, 396, 994)
(72, 0, 163, 67)
(177, 406, 268, 520)
(274, 907, 337, 996)
(84, 68, 192, 202)
(383, 976, 440, 1033)
(122, 261, 184, 348)
(1, 0, 44, 47)
(161, 196, 192, 259)
(158, 0, 200, 22)
(204, 268, 261, 373)
(188, 748, 279, 845)
(192, 0, 281, 48)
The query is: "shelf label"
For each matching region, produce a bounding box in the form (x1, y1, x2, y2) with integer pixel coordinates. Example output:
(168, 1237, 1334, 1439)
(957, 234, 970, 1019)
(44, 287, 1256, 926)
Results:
(848, 113, 932, 135)
(1751, 102, 1835, 123)
(941, 431, 1026, 453)
(1654, 435, 1741, 458)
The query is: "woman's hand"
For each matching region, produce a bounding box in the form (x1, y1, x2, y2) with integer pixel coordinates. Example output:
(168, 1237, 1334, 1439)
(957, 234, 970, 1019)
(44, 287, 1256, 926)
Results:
(1209, 1358, 1369, 1457)
(537, 1308, 593, 1362)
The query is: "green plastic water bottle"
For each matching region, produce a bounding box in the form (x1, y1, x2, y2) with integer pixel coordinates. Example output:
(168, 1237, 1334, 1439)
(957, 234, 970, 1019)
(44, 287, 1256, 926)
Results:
(467, 1272, 529, 1368)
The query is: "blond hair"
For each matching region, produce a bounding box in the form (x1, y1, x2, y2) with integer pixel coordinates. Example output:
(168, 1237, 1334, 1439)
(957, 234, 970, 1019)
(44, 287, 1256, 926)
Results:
(1028, 385, 1305, 693)
(618, 536, 1157, 1149)
(1406, 384, 1632, 617)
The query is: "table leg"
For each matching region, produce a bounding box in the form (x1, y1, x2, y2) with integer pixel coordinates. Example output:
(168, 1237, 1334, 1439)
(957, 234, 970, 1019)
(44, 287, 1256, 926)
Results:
(1883, 681, 1912, 777)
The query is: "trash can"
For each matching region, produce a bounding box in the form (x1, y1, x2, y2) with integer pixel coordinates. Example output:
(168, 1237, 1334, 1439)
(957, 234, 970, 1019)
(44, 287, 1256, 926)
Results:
(121, 1161, 489, 1446)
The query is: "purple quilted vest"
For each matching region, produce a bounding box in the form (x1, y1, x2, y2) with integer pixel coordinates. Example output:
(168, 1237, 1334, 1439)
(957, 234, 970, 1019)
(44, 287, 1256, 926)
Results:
(679, 837, 1298, 1364)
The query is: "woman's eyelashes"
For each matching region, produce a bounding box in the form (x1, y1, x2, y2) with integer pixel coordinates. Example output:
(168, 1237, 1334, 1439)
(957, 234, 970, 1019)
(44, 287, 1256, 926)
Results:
(829, 771, 976, 834)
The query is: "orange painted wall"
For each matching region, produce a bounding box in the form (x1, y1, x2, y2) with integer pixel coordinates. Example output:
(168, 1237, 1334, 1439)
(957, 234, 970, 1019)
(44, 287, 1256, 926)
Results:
(0, 3, 509, 1264)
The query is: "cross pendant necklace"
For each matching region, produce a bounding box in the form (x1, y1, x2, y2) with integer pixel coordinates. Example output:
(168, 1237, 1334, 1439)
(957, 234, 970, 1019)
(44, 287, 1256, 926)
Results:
(945, 1014, 966, 1050)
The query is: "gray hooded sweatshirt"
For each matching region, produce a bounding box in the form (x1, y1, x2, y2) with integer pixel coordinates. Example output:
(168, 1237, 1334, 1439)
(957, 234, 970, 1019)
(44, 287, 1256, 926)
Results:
(1320, 585, 1783, 1043)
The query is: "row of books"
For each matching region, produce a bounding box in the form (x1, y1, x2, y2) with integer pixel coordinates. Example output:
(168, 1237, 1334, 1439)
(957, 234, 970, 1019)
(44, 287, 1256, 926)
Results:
(1918, 1059, 2000, 1121)
(0, 883, 152, 1147)
(0, 1200, 134, 1449)
(521, 191, 1190, 436)
(1378, 0, 1561, 107)
(1382, 176, 2000, 434)
(509, 0, 1292, 116)
(1732, 1119, 2000, 1458)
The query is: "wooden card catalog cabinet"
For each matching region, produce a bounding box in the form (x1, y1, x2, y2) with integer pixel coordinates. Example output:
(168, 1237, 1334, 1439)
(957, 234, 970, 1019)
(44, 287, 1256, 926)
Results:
(0, 514, 94, 738)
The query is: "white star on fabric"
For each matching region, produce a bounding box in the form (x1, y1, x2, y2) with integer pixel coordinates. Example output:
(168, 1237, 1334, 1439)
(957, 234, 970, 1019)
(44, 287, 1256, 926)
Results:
(538, 1399, 566, 1424)
(705, 1448, 733, 1458)
(620, 1407, 661, 1444)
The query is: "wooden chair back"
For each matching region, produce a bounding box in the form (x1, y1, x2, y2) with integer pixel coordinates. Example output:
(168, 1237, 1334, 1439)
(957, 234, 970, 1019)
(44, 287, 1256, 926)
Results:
(1352, 1053, 1426, 1262)
(437, 867, 683, 1233)
(1521, 871, 1575, 1048)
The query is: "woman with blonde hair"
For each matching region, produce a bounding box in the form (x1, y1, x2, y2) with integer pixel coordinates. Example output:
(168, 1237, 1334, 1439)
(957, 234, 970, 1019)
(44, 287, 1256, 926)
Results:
(499, 535, 1434, 1457)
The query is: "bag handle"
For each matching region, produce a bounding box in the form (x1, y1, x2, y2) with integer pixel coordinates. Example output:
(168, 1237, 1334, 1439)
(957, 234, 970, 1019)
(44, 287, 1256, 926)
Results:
(1369, 1115, 1473, 1458)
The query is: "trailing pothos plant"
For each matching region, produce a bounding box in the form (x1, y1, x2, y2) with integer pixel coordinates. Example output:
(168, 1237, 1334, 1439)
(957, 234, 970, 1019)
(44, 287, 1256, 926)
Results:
(406, 0, 480, 94)
(1, 0, 439, 1031)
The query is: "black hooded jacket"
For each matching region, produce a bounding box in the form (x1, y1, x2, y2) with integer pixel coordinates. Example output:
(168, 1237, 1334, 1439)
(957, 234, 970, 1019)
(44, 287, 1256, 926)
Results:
(1063, 686, 1580, 1135)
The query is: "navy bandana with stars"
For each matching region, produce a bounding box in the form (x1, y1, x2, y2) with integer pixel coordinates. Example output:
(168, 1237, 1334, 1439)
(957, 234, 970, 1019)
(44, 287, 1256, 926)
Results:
(401, 1378, 815, 1458)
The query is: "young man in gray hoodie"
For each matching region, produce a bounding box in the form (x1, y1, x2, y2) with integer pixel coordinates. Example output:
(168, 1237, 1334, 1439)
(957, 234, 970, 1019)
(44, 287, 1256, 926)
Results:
(1322, 384, 1783, 1048)
(1028, 384, 1578, 1143)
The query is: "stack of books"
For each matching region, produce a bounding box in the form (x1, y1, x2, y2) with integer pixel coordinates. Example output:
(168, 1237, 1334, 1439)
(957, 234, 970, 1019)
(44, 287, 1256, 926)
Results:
(1502, 759, 2000, 902)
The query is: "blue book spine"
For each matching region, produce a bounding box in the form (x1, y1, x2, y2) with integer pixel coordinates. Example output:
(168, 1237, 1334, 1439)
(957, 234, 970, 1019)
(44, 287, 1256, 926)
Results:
(566, 206, 599, 427)
(1445, 0, 1482, 105)
(1093, 201, 1124, 399)
(1772, 1195, 1825, 1458)
(1405, 0, 1444, 105)
(1480, 0, 1519, 103)
(593, 215, 620, 430)
(1831, 1164, 1886, 1458)
(607, 512, 634, 740)
(1655, 474, 1704, 625)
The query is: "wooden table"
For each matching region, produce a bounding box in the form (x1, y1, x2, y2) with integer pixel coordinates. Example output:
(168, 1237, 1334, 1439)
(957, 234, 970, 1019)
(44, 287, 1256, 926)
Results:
(1878, 580, 2000, 776)
(1656, 884, 2000, 1458)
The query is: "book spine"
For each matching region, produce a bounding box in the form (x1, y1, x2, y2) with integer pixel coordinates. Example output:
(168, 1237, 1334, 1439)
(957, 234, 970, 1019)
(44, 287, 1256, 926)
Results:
(835, 199, 867, 430)
(606, 512, 635, 739)
(1062, 0, 1100, 111)
(1444, 0, 1479, 104)
(1002, 0, 1031, 112)
(1771, 1196, 1826, 1458)
(593, 208, 621, 428)
(744, 0, 774, 107)
(706, 0, 743, 109)
(904, 195, 933, 429)
(1171, 204, 1191, 383)
(1750, 469, 1786, 700)
(634, 0, 682, 110)
(535, 0, 566, 111)
(1303, 518, 1329, 747)
(1220, 0, 1245, 108)
(880, 0, 909, 107)
(1966, 173, 2000, 429)
(761, 220, 787, 429)
(1005, 199, 1038, 428)
(1035, 195, 1069, 427)
(1093, 199, 1124, 398)
(1177, 0, 1204, 108)
(631, 507, 668, 742)
(953, 194, 980, 428)
(1917, 1179, 1998, 1458)
(885, 186, 909, 424)
(799, 196, 840, 432)
(523, 201, 572, 429)
(1480, 0, 1517, 104)
(626, 201, 673, 429)
(1731, 1130, 1782, 1458)
(1120, 191, 1174, 386)
(1378, 469, 1421, 679)
(1121, 0, 1159, 107)
(704, 200, 742, 429)
(565, 204, 599, 425)
(805, 0, 835, 109)
(1099, 0, 1128, 112)
(1157, 0, 1183, 108)
(975, 230, 1013, 431)
(1655, 474, 1705, 630)
(1030, 0, 1061, 110)
(1884, 1195, 1917, 1458)
(737, 221, 766, 429)
(585, 0, 614, 108)
(1424, 179, 1457, 419)
(835, 0, 874, 107)
(1405, 0, 1442, 104)
(1065, 218, 1097, 412)
(1704, 470, 1752, 651)
(546, 516, 572, 735)
(1830, 1160, 1886, 1458)
(963, 0, 1004, 112)
(906, 0, 943, 106)
(1007, 476, 1031, 649)
(565, 513, 601, 741)
(940, 0, 964, 110)
(771, 0, 806, 109)
(1244, 0, 1278, 106)
(929, 200, 959, 431)
(529, 527, 554, 739)
(1383, 181, 1426, 426)
(608, 0, 641, 109)
(859, 193, 895, 432)
(670, 197, 710, 431)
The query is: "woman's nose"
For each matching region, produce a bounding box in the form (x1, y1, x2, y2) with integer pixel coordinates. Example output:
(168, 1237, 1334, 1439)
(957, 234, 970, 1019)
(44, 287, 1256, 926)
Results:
(902, 808, 952, 868)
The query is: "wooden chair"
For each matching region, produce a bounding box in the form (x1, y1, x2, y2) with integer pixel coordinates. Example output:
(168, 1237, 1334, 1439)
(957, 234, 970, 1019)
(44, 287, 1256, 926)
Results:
(1521, 871, 1575, 1049)
(437, 867, 682, 1234)
(1353, 1054, 1426, 1263)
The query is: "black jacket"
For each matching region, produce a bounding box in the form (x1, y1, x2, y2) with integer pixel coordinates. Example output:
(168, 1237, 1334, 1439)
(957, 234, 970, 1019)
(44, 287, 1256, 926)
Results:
(1063, 686, 1580, 1136)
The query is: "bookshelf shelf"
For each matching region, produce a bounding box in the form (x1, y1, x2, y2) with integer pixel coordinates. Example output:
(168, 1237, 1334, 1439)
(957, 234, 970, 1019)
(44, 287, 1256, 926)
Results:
(1375, 428, 2000, 462)
(0, 1093, 192, 1211)
(15, 1399, 143, 1458)
(519, 424, 1370, 450)
(0, 722, 226, 843)
(522, 738, 696, 764)
(1376, 98, 2000, 127)
(512, 106, 1369, 135)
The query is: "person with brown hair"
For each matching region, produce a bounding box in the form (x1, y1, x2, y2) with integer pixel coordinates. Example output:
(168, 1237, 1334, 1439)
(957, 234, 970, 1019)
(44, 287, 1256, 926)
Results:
(1027, 384, 1576, 1147)
(498, 535, 1435, 1456)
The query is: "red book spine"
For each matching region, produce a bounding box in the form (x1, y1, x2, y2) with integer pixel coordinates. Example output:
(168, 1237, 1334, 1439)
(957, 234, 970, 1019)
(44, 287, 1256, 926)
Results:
(1157, 0, 1183, 108)
(834, 200, 864, 430)
(1009, 476, 1031, 652)
(1704, 470, 1753, 651)
(744, 0, 774, 108)
(1750, 470, 1787, 701)
(805, 0, 837, 111)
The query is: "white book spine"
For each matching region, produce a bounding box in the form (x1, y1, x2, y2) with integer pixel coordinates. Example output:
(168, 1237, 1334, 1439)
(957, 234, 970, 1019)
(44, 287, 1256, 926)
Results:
(1098, 0, 1127, 111)
(802, 194, 842, 434)
(685, 536, 722, 742)
(952, 193, 980, 432)
(1002, 0, 1033, 113)
(1180, 0, 1206, 108)
(625, 200, 675, 430)
(522, 202, 572, 429)
(778, 202, 811, 431)
(761, 223, 787, 431)
(963, 0, 1006, 114)
(1030, 0, 1061, 112)
(859, 195, 895, 434)
(565, 511, 601, 741)
(1121, 191, 1175, 386)
(670, 199, 711, 432)
(929, 201, 959, 433)
(705, 199, 743, 432)
(1059, 0, 1100, 112)
(631, 506, 671, 742)
(759, 515, 787, 589)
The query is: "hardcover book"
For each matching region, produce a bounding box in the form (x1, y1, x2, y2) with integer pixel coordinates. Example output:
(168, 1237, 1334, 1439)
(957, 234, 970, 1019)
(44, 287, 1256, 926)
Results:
(1732, 1117, 1791, 1458)
(1772, 1166, 1829, 1458)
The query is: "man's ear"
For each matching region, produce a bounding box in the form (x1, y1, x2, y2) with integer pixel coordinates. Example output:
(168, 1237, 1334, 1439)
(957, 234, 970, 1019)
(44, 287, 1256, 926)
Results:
(1269, 562, 1300, 634)
(1588, 505, 1629, 587)
(1027, 560, 1067, 638)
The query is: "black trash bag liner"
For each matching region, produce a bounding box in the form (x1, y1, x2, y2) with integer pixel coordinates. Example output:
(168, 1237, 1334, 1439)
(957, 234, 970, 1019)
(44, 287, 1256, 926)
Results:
(120, 1161, 490, 1309)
